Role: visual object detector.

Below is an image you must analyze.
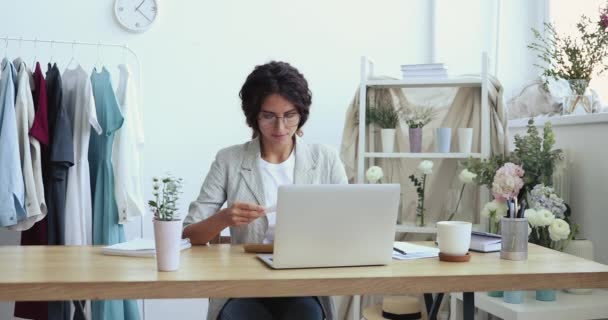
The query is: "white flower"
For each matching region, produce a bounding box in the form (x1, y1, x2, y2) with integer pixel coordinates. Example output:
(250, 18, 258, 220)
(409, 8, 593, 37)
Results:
(481, 200, 507, 218)
(537, 209, 556, 227)
(366, 166, 384, 184)
(526, 209, 541, 227)
(459, 169, 477, 184)
(549, 219, 571, 241)
(528, 224, 532, 237)
(418, 160, 434, 175)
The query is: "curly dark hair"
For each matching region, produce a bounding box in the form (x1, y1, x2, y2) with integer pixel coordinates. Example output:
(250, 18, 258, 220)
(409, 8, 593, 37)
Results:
(239, 61, 312, 136)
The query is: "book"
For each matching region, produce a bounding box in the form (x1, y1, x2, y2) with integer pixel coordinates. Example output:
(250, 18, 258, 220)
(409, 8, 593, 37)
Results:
(102, 238, 192, 257)
(400, 63, 447, 71)
(392, 241, 440, 260)
(469, 231, 501, 253)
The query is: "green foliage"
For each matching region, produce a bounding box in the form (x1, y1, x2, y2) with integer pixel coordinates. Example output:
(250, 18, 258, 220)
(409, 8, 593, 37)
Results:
(149, 175, 184, 221)
(462, 119, 562, 192)
(409, 173, 428, 225)
(461, 155, 508, 190)
(354, 106, 401, 129)
(512, 119, 563, 189)
(401, 105, 439, 128)
(528, 12, 608, 94)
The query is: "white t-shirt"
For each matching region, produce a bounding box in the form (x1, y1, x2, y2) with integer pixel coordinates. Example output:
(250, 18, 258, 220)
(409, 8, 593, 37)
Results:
(258, 151, 295, 244)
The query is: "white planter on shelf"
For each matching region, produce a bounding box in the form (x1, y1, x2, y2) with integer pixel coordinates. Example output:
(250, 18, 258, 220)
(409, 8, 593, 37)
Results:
(381, 128, 396, 153)
(153, 220, 183, 272)
(435, 128, 452, 153)
(458, 128, 473, 153)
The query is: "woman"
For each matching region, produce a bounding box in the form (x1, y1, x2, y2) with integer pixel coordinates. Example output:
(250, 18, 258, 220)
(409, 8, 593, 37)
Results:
(183, 61, 347, 320)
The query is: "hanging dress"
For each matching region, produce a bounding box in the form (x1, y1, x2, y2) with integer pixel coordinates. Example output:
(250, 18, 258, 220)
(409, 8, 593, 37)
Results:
(89, 67, 140, 320)
(0, 58, 26, 228)
(113, 64, 145, 224)
(46, 63, 74, 320)
(63, 65, 102, 246)
(9, 59, 47, 231)
(14, 61, 50, 320)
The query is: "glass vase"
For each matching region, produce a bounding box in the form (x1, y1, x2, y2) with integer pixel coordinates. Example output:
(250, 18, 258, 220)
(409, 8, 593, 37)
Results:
(563, 80, 593, 115)
(416, 214, 425, 227)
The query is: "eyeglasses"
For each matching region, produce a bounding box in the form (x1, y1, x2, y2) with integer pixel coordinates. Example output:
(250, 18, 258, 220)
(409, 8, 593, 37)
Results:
(258, 112, 300, 128)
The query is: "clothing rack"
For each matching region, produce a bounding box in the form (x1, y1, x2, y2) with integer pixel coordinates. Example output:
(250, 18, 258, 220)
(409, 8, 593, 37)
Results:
(2, 36, 146, 242)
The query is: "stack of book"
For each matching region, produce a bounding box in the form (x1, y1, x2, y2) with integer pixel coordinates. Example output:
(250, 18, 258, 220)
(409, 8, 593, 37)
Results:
(400, 63, 448, 79)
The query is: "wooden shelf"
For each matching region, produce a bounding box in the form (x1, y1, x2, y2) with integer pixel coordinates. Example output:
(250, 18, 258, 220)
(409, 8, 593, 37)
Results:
(365, 77, 482, 88)
(364, 152, 482, 159)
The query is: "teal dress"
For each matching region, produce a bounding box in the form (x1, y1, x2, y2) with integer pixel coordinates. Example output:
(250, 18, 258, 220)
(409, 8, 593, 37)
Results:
(89, 67, 140, 320)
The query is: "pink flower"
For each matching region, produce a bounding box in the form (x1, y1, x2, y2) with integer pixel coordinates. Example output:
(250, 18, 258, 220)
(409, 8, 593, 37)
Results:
(492, 163, 525, 201)
(601, 14, 608, 29)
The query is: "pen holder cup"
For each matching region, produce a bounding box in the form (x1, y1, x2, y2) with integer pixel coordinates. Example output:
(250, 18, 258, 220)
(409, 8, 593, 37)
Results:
(500, 217, 528, 261)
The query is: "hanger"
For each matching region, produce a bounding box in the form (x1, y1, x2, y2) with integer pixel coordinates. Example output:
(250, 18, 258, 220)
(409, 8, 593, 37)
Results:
(49, 40, 55, 65)
(18, 36, 23, 58)
(65, 41, 78, 70)
(95, 41, 104, 70)
(122, 44, 128, 65)
(31, 38, 38, 66)
(3, 37, 9, 59)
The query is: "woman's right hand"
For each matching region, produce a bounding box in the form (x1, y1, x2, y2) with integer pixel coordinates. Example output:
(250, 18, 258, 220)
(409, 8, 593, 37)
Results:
(220, 202, 266, 227)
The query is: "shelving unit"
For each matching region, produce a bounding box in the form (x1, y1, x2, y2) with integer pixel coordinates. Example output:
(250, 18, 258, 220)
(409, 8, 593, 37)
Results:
(356, 53, 491, 234)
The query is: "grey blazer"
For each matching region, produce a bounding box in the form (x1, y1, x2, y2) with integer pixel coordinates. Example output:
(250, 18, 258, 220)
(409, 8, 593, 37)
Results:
(184, 137, 348, 320)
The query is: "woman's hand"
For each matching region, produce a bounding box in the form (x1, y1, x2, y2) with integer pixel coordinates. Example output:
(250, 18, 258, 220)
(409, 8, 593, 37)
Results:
(220, 202, 266, 227)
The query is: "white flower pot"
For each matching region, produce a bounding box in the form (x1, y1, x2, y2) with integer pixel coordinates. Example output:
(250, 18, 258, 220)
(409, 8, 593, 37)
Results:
(435, 128, 452, 153)
(458, 128, 473, 153)
(153, 220, 183, 272)
(563, 239, 594, 294)
(381, 129, 396, 153)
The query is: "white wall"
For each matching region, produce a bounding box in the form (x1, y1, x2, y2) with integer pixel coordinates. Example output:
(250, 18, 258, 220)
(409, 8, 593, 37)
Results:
(0, 0, 432, 319)
(509, 115, 608, 265)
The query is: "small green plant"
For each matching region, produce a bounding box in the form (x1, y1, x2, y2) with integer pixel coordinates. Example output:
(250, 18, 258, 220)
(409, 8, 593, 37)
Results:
(148, 175, 184, 221)
(512, 119, 563, 189)
(528, 2, 608, 94)
(372, 107, 400, 129)
(354, 106, 401, 129)
(401, 105, 438, 129)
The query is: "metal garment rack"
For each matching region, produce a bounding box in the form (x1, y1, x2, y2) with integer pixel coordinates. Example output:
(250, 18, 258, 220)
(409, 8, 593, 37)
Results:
(2, 37, 145, 238)
(1, 37, 143, 122)
(2, 36, 149, 319)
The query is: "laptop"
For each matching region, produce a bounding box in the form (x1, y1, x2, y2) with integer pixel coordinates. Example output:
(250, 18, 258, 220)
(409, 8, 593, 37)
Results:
(258, 184, 400, 269)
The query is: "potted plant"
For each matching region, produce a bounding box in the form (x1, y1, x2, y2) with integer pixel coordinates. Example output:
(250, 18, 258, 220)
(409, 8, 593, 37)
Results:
(528, 1, 608, 114)
(372, 107, 401, 153)
(463, 119, 580, 301)
(148, 175, 184, 272)
(401, 105, 438, 153)
(354, 105, 401, 153)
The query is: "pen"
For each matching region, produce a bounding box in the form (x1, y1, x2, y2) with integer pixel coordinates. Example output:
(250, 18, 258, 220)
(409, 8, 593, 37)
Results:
(393, 247, 406, 255)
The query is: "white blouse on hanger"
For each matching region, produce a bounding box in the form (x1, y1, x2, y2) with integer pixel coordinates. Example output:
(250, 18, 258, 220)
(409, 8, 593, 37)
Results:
(62, 65, 102, 245)
(8, 59, 46, 231)
(113, 64, 145, 223)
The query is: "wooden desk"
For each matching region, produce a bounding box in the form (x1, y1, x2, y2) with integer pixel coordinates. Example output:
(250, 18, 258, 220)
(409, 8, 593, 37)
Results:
(1, 243, 607, 319)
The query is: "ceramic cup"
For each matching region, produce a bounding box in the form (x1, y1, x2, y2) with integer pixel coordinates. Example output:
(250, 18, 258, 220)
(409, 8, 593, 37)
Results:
(435, 128, 452, 153)
(436, 221, 472, 256)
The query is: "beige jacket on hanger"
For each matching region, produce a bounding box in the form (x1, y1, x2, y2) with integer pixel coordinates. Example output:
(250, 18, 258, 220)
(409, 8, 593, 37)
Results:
(337, 75, 508, 320)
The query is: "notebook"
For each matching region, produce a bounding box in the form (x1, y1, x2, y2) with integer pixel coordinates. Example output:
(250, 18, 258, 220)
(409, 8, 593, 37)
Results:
(102, 238, 192, 257)
(469, 231, 501, 253)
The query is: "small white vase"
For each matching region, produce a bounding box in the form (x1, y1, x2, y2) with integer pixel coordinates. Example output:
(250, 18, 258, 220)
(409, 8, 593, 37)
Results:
(381, 128, 396, 153)
(563, 239, 594, 294)
(435, 128, 452, 153)
(457, 128, 473, 153)
(153, 220, 183, 272)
